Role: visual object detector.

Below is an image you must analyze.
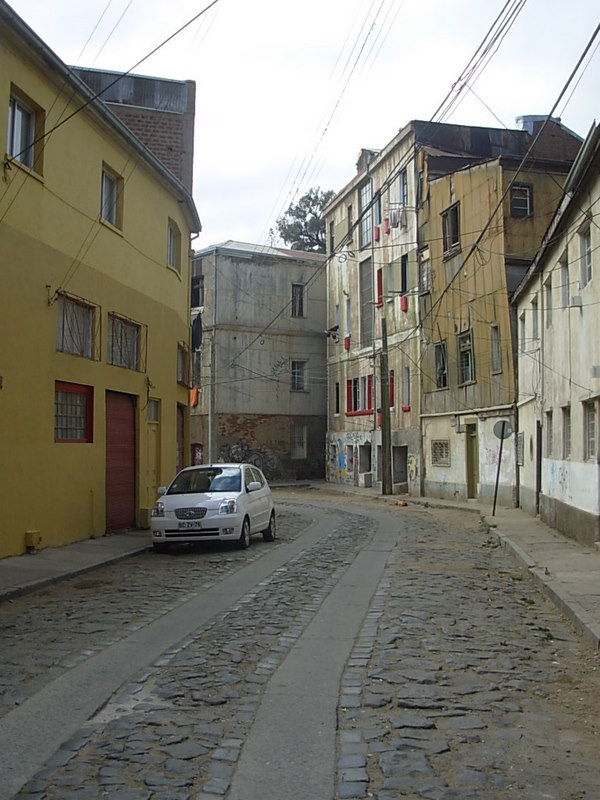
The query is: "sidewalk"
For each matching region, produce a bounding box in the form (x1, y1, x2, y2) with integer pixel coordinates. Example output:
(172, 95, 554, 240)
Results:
(0, 530, 150, 602)
(0, 487, 599, 650)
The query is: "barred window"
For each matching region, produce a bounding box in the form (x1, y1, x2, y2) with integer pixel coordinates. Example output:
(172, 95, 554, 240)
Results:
(290, 424, 307, 459)
(108, 314, 140, 370)
(56, 294, 96, 359)
(431, 439, 450, 466)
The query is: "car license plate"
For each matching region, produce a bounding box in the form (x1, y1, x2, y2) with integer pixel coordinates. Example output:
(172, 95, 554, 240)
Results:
(178, 521, 201, 530)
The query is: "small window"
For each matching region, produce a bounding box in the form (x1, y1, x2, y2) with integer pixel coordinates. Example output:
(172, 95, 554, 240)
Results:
(403, 366, 410, 408)
(191, 273, 204, 308)
(54, 382, 93, 443)
(101, 166, 122, 228)
(291, 425, 307, 459)
(108, 313, 140, 370)
(147, 399, 160, 423)
(56, 294, 96, 359)
(579, 226, 592, 288)
(545, 276, 552, 328)
(291, 360, 307, 391)
(334, 382, 340, 415)
(559, 252, 569, 310)
(546, 410, 553, 457)
(562, 406, 571, 459)
(531, 296, 539, 340)
(359, 180, 373, 249)
(7, 91, 43, 170)
(177, 342, 190, 386)
(490, 324, 502, 373)
(400, 253, 408, 295)
(510, 183, 533, 217)
(457, 331, 474, 384)
(519, 313, 526, 352)
(431, 439, 450, 466)
(329, 221, 335, 254)
(347, 204, 353, 240)
(419, 258, 431, 295)
(167, 220, 181, 272)
(435, 342, 447, 389)
(442, 203, 460, 255)
(516, 431, 525, 466)
(291, 284, 306, 317)
(399, 168, 408, 208)
(584, 401, 597, 461)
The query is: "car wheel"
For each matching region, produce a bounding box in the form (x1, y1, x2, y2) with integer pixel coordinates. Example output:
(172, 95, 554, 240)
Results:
(153, 542, 169, 553)
(262, 511, 277, 542)
(238, 517, 251, 549)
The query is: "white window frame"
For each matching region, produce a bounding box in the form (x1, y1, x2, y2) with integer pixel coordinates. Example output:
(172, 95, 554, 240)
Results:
(359, 180, 373, 249)
(101, 166, 121, 227)
(580, 225, 592, 288)
(291, 360, 307, 391)
(167, 220, 181, 272)
(584, 401, 597, 461)
(7, 94, 35, 168)
(562, 406, 571, 460)
(457, 331, 474, 384)
(510, 183, 533, 218)
(442, 203, 460, 256)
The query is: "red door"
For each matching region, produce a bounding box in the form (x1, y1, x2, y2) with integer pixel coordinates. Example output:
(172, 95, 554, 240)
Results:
(106, 391, 136, 532)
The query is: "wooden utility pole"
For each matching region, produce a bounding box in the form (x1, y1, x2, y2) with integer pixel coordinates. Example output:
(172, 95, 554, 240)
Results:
(380, 316, 393, 495)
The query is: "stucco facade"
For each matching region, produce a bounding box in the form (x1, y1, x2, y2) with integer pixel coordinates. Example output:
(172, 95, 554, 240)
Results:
(515, 124, 600, 545)
(0, 4, 200, 558)
(190, 242, 327, 481)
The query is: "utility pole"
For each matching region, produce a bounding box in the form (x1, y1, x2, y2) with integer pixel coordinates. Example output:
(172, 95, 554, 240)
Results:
(380, 316, 392, 495)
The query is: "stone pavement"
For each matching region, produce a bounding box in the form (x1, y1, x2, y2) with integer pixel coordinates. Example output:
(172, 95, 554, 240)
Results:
(0, 483, 599, 651)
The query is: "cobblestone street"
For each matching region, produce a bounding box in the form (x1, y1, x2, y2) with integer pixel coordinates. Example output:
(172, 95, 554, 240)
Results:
(1, 492, 599, 799)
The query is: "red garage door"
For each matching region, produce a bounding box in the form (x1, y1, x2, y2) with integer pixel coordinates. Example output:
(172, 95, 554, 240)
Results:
(106, 391, 136, 532)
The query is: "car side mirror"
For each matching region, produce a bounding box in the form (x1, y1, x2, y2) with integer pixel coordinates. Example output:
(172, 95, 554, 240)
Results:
(157, 486, 167, 495)
(247, 480, 261, 492)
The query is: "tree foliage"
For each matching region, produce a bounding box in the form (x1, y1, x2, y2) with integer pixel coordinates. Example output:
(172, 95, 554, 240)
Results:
(273, 188, 336, 253)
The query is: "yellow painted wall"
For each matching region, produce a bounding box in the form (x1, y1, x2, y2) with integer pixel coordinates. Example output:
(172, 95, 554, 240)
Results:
(0, 19, 197, 557)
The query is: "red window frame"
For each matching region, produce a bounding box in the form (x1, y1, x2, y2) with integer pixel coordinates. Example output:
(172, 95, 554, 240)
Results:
(54, 381, 94, 443)
(345, 375, 373, 416)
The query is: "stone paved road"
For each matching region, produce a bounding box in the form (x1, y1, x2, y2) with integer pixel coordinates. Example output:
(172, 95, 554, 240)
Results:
(2, 491, 599, 799)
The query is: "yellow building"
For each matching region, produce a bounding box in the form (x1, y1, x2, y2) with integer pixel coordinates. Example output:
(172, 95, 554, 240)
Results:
(0, 4, 201, 557)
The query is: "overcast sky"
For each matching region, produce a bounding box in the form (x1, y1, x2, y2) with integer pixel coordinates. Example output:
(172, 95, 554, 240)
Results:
(8, 0, 600, 247)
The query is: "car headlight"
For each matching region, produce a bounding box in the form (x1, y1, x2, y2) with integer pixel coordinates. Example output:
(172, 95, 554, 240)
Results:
(219, 498, 237, 514)
(152, 501, 165, 518)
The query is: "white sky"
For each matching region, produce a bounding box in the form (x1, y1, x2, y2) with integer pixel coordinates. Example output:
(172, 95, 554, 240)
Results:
(8, 0, 600, 247)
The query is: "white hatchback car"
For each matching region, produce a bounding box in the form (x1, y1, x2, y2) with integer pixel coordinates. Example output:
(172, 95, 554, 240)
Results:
(151, 463, 276, 552)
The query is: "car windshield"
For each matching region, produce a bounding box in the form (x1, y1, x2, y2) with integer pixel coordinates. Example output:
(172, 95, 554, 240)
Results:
(167, 467, 241, 495)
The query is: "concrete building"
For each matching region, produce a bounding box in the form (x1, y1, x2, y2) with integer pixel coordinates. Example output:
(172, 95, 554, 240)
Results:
(190, 241, 327, 480)
(0, 2, 200, 557)
(324, 118, 581, 499)
(514, 122, 600, 544)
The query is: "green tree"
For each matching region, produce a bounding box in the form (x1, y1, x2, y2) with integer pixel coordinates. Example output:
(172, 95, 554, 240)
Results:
(273, 188, 336, 253)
